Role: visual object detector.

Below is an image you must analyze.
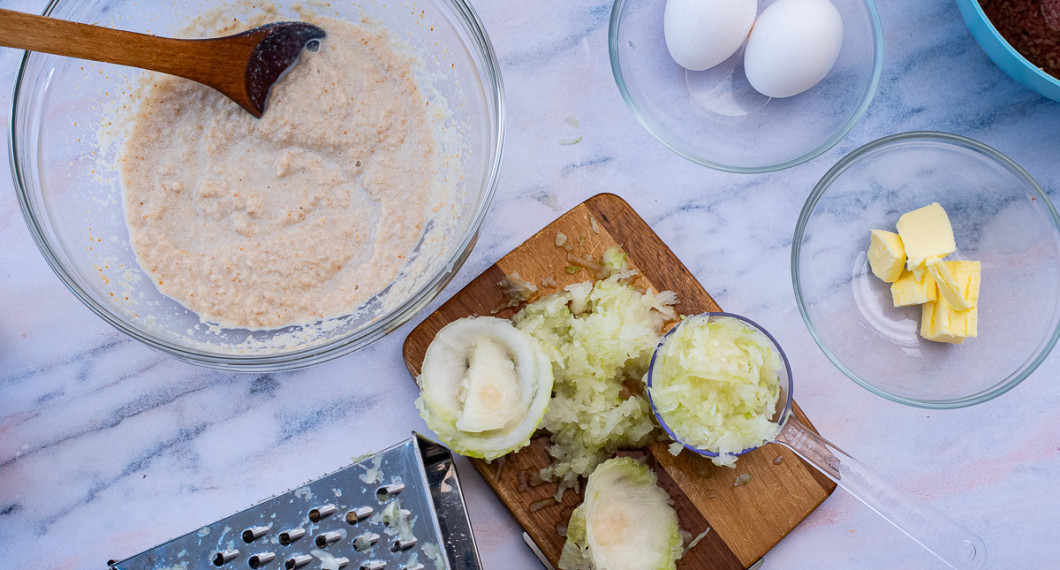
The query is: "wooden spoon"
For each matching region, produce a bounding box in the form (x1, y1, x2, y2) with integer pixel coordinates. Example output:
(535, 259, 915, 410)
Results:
(0, 9, 326, 118)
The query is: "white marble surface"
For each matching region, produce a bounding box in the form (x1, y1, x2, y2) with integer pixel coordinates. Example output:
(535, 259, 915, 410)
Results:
(2, 1, 1059, 568)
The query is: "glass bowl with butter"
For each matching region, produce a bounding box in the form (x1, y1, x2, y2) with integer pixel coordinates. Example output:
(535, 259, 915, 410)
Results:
(10, 0, 504, 371)
(793, 131, 1060, 408)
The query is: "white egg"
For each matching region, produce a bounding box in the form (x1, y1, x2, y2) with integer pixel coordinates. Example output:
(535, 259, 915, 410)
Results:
(664, 0, 758, 71)
(744, 0, 844, 98)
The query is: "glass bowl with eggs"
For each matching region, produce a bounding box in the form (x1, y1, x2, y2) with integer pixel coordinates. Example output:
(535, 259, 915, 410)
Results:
(793, 131, 1060, 408)
(10, 0, 504, 371)
(609, 0, 883, 173)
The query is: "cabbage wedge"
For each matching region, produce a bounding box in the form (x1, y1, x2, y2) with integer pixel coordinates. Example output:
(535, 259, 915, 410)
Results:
(416, 316, 553, 460)
(558, 457, 682, 570)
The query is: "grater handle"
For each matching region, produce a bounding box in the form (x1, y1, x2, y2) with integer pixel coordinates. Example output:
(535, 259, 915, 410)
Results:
(522, 532, 556, 570)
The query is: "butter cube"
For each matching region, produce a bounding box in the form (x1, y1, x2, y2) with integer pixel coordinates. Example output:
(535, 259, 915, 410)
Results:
(919, 260, 980, 344)
(891, 269, 937, 307)
(911, 264, 929, 283)
(948, 259, 981, 306)
(921, 299, 978, 344)
(868, 229, 906, 282)
(926, 257, 972, 311)
(896, 203, 957, 271)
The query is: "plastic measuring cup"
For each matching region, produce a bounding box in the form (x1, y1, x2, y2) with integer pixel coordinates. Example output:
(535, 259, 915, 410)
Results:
(646, 313, 986, 569)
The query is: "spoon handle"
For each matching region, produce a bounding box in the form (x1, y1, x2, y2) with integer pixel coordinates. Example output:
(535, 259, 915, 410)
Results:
(0, 9, 251, 97)
(776, 417, 986, 569)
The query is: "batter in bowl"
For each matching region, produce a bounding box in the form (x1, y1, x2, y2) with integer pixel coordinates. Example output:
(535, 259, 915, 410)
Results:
(120, 15, 451, 330)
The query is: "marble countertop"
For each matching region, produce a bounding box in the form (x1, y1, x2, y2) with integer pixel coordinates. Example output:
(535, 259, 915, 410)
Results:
(2, 0, 1058, 568)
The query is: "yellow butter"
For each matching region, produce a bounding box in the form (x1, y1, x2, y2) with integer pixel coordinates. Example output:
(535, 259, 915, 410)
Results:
(919, 260, 980, 344)
(921, 299, 978, 344)
(950, 260, 981, 307)
(891, 269, 937, 307)
(911, 264, 929, 283)
(868, 229, 906, 282)
(896, 202, 957, 271)
(925, 257, 972, 311)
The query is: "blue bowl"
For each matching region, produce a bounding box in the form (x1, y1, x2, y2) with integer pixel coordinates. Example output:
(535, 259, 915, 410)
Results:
(956, 0, 1060, 102)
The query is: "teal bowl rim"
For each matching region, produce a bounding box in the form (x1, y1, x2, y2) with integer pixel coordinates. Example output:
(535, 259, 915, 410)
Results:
(607, 0, 885, 174)
(955, 0, 1060, 101)
(792, 131, 1060, 409)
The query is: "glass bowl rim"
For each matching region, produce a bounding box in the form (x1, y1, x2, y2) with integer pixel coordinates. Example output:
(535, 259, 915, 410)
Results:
(8, 0, 507, 372)
(607, 0, 885, 174)
(791, 130, 1060, 408)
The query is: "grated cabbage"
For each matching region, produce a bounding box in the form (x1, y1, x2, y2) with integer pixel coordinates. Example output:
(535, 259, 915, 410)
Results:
(374, 498, 416, 542)
(513, 249, 677, 499)
(649, 315, 781, 467)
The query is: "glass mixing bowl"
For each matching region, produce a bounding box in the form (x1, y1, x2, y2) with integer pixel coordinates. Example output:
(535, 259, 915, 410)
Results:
(10, 0, 504, 371)
(609, 0, 882, 173)
(793, 132, 1060, 408)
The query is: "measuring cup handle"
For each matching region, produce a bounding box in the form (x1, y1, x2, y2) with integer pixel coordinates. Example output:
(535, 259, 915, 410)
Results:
(775, 418, 986, 569)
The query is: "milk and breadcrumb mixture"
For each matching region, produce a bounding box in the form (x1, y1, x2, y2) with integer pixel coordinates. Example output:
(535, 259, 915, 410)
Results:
(120, 15, 451, 330)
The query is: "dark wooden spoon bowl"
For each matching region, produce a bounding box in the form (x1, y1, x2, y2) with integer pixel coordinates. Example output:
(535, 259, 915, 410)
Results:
(0, 8, 326, 118)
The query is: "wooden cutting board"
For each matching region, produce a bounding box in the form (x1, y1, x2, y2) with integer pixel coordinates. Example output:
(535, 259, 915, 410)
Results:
(403, 193, 836, 569)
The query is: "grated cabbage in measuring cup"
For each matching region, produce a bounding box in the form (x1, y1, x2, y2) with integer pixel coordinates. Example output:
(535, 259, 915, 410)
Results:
(649, 315, 781, 467)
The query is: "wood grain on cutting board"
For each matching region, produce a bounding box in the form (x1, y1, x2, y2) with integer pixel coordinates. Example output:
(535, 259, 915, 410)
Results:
(403, 193, 836, 569)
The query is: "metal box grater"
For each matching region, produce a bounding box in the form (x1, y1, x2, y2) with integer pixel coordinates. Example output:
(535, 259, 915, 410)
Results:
(109, 433, 480, 570)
